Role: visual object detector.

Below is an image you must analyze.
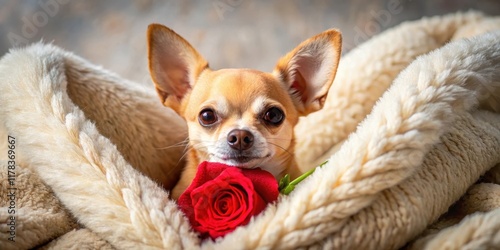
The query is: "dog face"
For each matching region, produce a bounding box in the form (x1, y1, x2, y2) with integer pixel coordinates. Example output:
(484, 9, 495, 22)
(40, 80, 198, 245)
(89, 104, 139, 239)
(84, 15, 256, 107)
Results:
(180, 68, 298, 176)
(148, 24, 341, 177)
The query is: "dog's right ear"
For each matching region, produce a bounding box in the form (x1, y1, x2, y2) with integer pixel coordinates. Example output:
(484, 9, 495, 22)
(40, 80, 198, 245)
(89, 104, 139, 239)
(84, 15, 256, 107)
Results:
(147, 24, 208, 112)
(274, 29, 342, 116)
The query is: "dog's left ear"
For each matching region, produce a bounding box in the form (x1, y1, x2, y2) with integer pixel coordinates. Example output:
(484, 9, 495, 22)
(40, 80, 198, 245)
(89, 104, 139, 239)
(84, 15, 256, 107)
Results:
(274, 29, 342, 115)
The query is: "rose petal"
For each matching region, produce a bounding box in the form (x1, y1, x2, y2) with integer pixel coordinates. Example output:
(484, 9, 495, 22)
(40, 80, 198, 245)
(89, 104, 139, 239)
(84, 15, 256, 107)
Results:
(214, 193, 231, 216)
(218, 169, 254, 221)
(178, 162, 228, 227)
(241, 168, 279, 203)
(214, 190, 240, 218)
(219, 185, 248, 226)
(177, 161, 280, 240)
(190, 171, 252, 234)
(199, 188, 245, 237)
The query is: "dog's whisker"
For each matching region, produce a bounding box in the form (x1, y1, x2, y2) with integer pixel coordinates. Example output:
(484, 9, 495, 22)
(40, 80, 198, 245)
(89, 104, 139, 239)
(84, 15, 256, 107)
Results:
(156, 140, 190, 150)
(189, 142, 215, 152)
(175, 146, 192, 167)
(267, 137, 292, 141)
(268, 142, 294, 157)
(154, 136, 190, 150)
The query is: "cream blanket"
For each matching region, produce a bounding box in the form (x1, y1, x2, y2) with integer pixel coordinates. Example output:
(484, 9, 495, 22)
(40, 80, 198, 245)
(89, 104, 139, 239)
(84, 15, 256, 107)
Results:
(1, 11, 500, 249)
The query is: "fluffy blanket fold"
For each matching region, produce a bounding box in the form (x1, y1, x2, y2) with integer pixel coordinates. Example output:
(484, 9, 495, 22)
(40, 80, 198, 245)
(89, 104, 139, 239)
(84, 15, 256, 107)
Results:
(1, 11, 500, 249)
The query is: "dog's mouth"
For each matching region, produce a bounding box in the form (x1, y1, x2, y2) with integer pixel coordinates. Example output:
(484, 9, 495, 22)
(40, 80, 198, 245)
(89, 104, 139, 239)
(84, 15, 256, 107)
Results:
(223, 156, 254, 163)
(216, 153, 271, 167)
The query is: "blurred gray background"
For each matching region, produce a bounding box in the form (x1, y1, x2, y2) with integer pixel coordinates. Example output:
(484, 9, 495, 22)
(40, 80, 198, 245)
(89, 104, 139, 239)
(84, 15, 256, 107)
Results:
(1, 0, 499, 86)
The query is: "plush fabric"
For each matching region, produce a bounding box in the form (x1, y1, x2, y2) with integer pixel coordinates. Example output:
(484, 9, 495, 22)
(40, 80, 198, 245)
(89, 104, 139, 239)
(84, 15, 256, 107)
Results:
(0, 11, 499, 249)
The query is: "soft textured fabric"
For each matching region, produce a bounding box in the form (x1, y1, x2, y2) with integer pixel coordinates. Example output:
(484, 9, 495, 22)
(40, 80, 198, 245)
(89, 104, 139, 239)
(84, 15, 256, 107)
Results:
(0, 11, 499, 250)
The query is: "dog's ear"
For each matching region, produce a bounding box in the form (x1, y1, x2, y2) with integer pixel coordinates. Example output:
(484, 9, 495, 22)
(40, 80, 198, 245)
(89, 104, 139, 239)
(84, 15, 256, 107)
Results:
(147, 24, 208, 112)
(274, 29, 342, 115)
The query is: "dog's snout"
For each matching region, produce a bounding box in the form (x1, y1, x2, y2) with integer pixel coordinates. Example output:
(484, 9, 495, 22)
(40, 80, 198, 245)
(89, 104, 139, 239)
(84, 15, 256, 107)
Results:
(227, 129, 254, 150)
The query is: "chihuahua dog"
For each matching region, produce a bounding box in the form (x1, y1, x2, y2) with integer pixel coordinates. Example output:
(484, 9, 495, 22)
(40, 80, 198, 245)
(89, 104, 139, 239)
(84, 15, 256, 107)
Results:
(147, 24, 342, 199)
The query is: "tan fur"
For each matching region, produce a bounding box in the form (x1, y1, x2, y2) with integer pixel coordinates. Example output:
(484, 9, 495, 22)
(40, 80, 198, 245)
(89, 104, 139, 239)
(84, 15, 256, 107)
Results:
(148, 24, 342, 199)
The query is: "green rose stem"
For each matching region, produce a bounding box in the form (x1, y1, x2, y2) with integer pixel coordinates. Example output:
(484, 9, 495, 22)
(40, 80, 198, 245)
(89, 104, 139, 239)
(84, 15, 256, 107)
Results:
(279, 160, 329, 195)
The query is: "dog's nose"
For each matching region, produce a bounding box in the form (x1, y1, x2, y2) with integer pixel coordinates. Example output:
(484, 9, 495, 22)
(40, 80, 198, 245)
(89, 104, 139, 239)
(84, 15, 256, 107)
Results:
(227, 129, 254, 150)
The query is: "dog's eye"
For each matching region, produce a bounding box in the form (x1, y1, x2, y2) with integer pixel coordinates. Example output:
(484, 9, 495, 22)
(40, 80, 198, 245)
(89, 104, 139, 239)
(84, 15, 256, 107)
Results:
(199, 109, 218, 126)
(263, 107, 284, 126)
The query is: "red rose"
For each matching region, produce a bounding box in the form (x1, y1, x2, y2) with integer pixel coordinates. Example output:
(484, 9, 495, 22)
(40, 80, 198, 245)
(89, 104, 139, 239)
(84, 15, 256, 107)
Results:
(177, 161, 279, 239)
